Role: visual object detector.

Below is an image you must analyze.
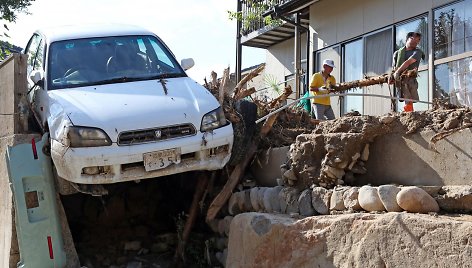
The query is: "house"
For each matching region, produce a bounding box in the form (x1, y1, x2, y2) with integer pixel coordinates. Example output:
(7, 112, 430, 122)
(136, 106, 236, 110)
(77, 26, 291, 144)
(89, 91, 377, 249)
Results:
(236, 0, 472, 117)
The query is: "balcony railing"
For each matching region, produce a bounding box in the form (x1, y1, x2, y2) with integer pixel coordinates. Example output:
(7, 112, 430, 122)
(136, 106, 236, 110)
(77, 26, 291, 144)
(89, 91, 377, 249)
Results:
(240, 0, 292, 35)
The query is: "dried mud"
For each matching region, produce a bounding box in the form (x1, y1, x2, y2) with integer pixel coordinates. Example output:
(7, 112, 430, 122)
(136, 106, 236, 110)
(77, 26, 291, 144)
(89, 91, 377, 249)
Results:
(285, 105, 472, 189)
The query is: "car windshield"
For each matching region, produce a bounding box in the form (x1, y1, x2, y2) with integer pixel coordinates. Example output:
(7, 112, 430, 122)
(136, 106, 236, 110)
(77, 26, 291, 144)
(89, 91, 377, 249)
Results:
(47, 35, 186, 90)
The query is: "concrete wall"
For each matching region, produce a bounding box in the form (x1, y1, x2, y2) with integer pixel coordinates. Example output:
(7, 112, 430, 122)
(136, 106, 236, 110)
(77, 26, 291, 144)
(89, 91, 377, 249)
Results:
(360, 128, 472, 186)
(0, 54, 28, 136)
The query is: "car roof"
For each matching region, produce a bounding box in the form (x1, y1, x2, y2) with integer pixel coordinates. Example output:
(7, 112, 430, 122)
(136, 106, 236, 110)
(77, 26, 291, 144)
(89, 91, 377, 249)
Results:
(37, 24, 156, 43)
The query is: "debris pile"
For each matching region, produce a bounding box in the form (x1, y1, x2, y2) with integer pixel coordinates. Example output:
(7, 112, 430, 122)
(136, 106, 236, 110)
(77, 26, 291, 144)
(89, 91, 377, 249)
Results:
(285, 104, 472, 189)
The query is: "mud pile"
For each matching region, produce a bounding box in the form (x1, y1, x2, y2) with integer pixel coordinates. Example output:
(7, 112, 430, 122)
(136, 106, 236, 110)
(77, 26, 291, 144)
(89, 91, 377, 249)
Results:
(285, 105, 472, 189)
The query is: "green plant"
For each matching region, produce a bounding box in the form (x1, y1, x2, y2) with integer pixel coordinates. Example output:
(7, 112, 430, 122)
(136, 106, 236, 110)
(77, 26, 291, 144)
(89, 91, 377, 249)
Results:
(263, 74, 282, 95)
(228, 0, 283, 35)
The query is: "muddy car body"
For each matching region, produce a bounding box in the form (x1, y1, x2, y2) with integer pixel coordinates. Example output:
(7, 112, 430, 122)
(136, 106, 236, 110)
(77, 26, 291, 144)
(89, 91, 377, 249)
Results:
(24, 24, 233, 184)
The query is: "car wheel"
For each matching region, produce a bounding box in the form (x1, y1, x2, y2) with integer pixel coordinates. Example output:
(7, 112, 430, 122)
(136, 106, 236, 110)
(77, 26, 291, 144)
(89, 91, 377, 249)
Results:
(228, 99, 257, 166)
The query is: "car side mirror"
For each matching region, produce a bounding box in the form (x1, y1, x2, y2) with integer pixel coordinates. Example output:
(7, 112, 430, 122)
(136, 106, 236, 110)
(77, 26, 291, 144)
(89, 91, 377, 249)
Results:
(30, 70, 44, 88)
(181, 58, 195, 71)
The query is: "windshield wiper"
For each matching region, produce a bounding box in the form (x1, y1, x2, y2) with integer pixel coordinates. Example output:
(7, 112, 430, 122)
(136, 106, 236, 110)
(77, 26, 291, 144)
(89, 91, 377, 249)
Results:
(146, 73, 186, 80)
(93, 76, 146, 85)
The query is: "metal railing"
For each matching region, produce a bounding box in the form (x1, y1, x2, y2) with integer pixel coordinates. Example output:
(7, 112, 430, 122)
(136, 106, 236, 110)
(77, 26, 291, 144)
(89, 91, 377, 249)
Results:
(240, 0, 292, 35)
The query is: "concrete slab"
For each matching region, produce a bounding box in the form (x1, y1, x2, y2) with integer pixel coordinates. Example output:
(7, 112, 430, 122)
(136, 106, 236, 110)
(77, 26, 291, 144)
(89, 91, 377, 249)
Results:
(360, 129, 472, 186)
(250, 146, 289, 187)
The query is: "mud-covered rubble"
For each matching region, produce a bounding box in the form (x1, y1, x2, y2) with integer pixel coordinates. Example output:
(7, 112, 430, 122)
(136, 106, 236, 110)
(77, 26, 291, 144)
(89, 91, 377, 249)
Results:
(285, 106, 472, 189)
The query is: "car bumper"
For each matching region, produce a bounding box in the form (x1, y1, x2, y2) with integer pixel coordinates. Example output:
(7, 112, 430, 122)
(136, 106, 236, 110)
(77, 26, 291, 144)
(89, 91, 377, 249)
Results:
(51, 124, 233, 184)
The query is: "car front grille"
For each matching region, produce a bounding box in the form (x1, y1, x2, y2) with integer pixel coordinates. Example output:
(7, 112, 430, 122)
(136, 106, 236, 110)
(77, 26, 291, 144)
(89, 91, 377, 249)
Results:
(118, 124, 196, 145)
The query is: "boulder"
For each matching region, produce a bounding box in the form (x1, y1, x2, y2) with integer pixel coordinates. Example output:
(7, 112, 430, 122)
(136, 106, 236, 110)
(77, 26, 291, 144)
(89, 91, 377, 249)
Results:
(279, 187, 300, 214)
(311, 187, 331, 215)
(330, 187, 347, 211)
(358, 186, 385, 212)
(396, 187, 440, 213)
(343, 187, 361, 211)
(298, 189, 315, 216)
(263, 187, 282, 213)
(378, 185, 403, 212)
(228, 192, 241, 215)
(250, 187, 261, 212)
(226, 213, 472, 268)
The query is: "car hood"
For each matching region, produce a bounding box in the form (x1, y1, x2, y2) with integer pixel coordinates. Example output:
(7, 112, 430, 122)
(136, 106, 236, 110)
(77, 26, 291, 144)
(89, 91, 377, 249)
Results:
(48, 77, 219, 142)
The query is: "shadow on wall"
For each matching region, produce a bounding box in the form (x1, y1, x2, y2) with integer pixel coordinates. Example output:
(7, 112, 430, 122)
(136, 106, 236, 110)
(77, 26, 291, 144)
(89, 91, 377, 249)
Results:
(359, 130, 469, 186)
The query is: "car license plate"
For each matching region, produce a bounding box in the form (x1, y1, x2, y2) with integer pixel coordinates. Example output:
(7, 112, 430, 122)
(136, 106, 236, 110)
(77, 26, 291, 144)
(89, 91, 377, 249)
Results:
(143, 148, 181, 172)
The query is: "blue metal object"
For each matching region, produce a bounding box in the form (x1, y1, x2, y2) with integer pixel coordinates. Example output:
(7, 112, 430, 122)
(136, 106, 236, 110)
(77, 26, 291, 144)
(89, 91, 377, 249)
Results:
(6, 134, 66, 268)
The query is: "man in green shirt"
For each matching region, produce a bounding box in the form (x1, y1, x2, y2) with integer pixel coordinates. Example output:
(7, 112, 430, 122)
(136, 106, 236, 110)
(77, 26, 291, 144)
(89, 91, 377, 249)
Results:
(389, 31, 424, 112)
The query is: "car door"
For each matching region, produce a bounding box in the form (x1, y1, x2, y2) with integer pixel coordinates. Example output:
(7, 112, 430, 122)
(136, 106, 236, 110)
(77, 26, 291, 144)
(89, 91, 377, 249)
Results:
(25, 33, 48, 128)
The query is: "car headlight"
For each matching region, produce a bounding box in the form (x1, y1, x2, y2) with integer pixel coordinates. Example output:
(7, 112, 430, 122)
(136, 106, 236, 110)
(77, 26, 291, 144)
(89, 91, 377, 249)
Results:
(201, 107, 228, 132)
(67, 126, 112, 147)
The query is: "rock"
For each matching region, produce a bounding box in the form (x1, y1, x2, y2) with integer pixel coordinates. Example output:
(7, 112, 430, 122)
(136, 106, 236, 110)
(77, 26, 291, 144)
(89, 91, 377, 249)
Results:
(263, 186, 282, 213)
(226, 213, 472, 268)
(436, 186, 472, 213)
(243, 190, 253, 211)
(124, 241, 141, 251)
(330, 187, 347, 211)
(257, 188, 268, 211)
(378, 185, 402, 212)
(361, 143, 369, 161)
(283, 169, 298, 181)
(298, 189, 315, 216)
(323, 165, 345, 180)
(250, 187, 261, 211)
(222, 216, 234, 237)
(443, 117, 460, 130)
(358, 186, 385, 212)
(279, 187, 300, 214)
(311, 187, 331, 215)
(350, 163, 367, 174)
(343, 187, 361, 211)
(380, 115, 395, 124)
(397, 187, 440, 213)
(348, 152, 361, 170)
(236, 191, 247, 212)
(228, 192, 241, 215)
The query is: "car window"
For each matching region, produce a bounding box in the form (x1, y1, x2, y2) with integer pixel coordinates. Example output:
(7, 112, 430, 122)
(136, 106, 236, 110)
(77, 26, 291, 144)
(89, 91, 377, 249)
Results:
(47, 35, 185, 90)
(25, 34, 42, 76)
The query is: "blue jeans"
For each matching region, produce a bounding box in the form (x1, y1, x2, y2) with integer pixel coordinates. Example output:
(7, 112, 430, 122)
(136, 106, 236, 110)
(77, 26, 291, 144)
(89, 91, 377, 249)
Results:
(312, 103, 335, 120)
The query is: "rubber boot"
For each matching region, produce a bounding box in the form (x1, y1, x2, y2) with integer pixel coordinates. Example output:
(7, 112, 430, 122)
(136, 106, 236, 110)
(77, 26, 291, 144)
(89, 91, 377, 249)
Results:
(403, 102, 414, 112)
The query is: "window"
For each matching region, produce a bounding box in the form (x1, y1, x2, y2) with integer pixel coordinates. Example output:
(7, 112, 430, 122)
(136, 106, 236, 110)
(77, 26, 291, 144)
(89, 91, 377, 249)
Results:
(25, 34, 42, 76)
(433, 0, 472, 106)
(434, 58, 472, 106)
(342, 39, 363, 114)
(396, 16, 428, 64)
(434, 0, 472, 59)
(364, 28, 393, 115)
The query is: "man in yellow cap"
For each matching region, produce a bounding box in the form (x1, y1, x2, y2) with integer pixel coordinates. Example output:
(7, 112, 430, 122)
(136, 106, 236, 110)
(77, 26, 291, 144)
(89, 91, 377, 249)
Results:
(310, 59, 336, 120)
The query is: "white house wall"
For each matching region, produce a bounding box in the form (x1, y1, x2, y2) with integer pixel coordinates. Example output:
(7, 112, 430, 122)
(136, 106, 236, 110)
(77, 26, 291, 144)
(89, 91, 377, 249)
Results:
(305, 0, 456, 116)
(264, 33, 307, 100)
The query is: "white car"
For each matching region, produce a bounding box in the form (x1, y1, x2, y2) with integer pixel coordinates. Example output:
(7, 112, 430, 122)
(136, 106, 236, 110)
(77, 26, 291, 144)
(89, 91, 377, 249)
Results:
(24, 24, 233, 186)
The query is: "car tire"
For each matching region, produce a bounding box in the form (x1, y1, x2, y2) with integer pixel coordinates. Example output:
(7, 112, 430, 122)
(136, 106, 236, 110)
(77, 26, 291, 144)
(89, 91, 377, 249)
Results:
(228, 99, 257, 166)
